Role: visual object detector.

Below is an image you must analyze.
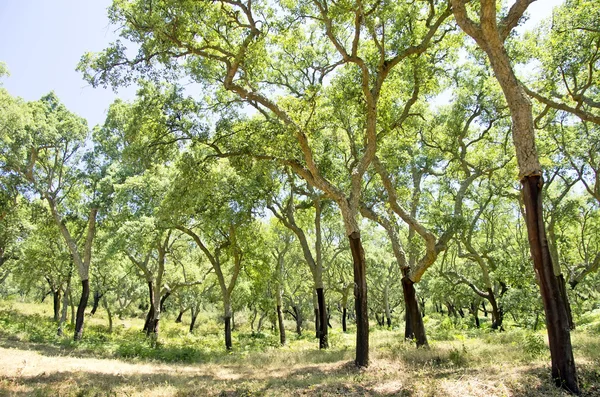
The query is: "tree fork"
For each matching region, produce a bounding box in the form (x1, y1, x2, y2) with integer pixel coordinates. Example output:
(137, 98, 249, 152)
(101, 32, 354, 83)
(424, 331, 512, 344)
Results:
(522, 175, 579, 394)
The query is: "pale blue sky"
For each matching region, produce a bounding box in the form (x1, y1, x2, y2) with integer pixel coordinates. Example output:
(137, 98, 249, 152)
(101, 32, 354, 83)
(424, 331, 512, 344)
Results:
(0, 0, 564, 129)
(0, 0, 135, 127)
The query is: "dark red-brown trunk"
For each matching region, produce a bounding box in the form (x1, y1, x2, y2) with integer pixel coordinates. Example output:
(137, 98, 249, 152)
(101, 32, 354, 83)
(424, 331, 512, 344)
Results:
(74, 279, 89, 341)
(224, 316, 232, 351)
(522, 175, 579, 394)
(316, 288, 328, 349)
(402, 276, 427, 347)
(176, 310, 184, 323)
(557, 274, 575, 330)
(189, 312, 198, 333)
(348, 231, 369, 367)
(160, 291, 170, 312)
(53, 290, 61, 322)
(342, 307, 347, 333)
(487, 288, 503, 330)
(143, 281, 154, 335)
(314, 308, 320, 338)
(277, 305, 286, 345)
(90, 290, 101, 316)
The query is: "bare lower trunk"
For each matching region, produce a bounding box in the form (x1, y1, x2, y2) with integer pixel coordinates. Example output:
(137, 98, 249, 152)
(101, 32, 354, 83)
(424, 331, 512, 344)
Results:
(349, 232, 369, 367)
(53, 290, 61, 322)
(225, 316, 232, 350)
(293, 305, 302, 335)
(102, 297, 113, 333)
(316, 288, 328, 349)
(488, 289, 503, 330)
(90, 290, 102, 316)
(522, 176, 579, 393)
(342, 307, 347, 333)
(176, 311, 184, 323)
(57, 287, 69, 336)
(314, 307, 320, 339)
(402, 276, 427, 347)
(74, 279, 89, 341)
(277, 305, 286, 346)
(160, 291, 170, 312)
(190, 310, 198, 333)
(384, 284, 391, 328)
(143, 281, 154, 334)
(557, 274, 574, 330)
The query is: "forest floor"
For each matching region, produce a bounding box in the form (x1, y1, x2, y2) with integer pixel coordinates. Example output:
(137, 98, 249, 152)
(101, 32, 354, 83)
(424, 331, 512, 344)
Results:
(0, 301, 599, 396)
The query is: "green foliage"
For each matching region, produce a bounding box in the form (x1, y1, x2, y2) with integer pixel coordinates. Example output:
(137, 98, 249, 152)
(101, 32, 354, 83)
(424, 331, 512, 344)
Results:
(522, 332, 547, 358)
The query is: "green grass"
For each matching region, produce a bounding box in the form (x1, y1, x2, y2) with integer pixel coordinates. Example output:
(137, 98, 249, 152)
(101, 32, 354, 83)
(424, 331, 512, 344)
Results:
(0, 300, 599, 396)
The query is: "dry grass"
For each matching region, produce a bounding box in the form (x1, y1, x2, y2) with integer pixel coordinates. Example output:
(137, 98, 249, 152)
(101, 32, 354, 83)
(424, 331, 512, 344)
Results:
(0, 301, 598, 396)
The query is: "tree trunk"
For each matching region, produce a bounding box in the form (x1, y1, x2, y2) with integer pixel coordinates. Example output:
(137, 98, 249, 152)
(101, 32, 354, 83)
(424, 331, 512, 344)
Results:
(488, 289, 503, 330)
(342, 307, 347, 333)
(557, 274, 575, 330)
(102, 297, 113, 333)
(190, 309, 198, 334)
(74, 279, 89, 341)
(471, 302, 480, 328)
(224, 300, 233, 350)
(293, 305, 302, 335)
(224, 316, 232, 350)
(176, 310, 184, 323)
(316, 288, 328, 349)
(57, 287, 69, 336)
(348, 231, 369, 367)
(402, 276, 428, 347)
(53, 290, 61, 322)
(277, 305, 286, 346)
(160, 290, 171, 312)
(482, 301, 488, 317)
(384, 284, 391, 328)
(143, 281, 154, 334)
(90, 290, 102, 316)
(522, 175, 579, 393)
(314, 307, 320, 338)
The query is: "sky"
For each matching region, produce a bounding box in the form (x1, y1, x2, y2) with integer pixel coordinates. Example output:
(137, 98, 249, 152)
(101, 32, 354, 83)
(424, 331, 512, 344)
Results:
(0, 0, 565, 129)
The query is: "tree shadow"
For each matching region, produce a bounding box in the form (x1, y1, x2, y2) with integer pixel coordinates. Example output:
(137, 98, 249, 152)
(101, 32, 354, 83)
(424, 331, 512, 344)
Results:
(502, 363, 600, 397)
(0, 360, 412, 397)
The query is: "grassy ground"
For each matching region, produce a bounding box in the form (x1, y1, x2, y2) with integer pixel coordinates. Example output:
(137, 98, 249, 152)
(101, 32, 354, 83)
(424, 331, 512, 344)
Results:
(0, 301, 598, 396)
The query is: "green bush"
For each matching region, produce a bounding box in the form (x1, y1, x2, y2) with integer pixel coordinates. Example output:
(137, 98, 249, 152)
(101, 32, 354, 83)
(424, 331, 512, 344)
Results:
(522, 332, 547, 358)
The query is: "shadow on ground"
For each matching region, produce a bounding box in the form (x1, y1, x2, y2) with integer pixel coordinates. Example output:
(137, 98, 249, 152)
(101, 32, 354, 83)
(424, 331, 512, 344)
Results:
(0, 361, 411, 397)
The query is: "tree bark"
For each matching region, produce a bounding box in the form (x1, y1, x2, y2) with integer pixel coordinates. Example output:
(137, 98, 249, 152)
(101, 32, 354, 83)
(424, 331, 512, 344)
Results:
(57, 285, 69, 337)
(190, 311, 198, 333)
(53, 290, 61, 322)
(487, 288, 503, 330)
(176, 310, 184, 323)
(90, 290, 102, 316)
(277, 305, 286, 346)
(143, 281, 155, 334)
(74, 279, 89, 341)
(160, 290, 171, 312)
(342, 307, 347, 333)
(522, 175, 579, 393)
(316, 287, 329, 349)
(293, 305, 302, 335)
(402, 276, 427, 347)
(102, 297, 113, 333)
(224, 316, 232, 350)
(349, 231, 369, 367)
(314, 307, 320, 339)
(557, 274, 575, 330)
